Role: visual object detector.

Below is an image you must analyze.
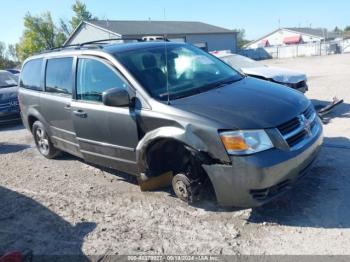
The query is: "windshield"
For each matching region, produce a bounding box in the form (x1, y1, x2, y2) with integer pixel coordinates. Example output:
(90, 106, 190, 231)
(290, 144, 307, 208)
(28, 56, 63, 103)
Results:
(114, 44, 242, 100)
(222, 54, 265, 69)
(0, 71, 18, 88)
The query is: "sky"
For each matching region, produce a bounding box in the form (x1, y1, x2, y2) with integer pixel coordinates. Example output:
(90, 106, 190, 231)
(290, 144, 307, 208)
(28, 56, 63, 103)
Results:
(1, 0, 349, 45)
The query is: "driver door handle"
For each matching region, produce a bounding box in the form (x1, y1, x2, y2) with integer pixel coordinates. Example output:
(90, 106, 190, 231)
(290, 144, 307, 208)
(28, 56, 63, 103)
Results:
(73, 110, 87, 118)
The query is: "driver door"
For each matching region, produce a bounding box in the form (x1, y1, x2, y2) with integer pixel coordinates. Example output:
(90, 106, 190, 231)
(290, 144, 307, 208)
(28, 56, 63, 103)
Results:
(71, 56, 139, 175)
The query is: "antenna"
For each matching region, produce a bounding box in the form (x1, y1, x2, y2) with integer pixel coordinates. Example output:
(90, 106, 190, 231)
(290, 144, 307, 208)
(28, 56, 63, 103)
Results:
(163, 7, 170, 105)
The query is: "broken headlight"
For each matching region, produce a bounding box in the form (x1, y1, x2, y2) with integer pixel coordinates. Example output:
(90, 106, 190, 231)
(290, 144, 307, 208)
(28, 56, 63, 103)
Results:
(220, 130, 273, 155)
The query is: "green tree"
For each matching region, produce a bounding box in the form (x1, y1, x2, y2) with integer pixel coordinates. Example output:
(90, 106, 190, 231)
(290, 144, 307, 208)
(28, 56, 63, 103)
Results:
(333, 26, 342, 33)
(0, 42, 6, 68)
(345, 26, 350, 32)
(15, 1, 96, 62)
(16, 12, 67, 61)
(0, 42, 19, 69)
(234, 28, 250, 49)
(70, 0, 95, 30)
(60, 0, 96, 37)
(7, 44, 18, 62)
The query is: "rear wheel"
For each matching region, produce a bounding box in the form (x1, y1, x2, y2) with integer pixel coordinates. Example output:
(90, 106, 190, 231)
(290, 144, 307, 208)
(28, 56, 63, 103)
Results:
(32, 121, 60, 159)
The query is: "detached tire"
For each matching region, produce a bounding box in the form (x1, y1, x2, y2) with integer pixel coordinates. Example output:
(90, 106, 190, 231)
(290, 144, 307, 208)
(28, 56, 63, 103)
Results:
(32, 121, 60, 159)
(172, 173, 192, 202)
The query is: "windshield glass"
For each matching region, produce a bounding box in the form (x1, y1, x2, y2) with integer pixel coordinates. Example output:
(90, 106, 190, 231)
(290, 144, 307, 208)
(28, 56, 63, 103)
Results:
(222, 54, 265, 69)
(0, 71, 18, 88)
(114, 44, 242, 100)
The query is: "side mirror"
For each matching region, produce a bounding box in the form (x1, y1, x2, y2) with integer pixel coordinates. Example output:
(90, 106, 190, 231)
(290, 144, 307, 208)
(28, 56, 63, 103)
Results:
(102, 87, 130, 107)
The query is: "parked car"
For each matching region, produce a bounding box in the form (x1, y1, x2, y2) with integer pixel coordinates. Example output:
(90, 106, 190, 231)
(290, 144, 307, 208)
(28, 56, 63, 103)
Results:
(141, 36, 165, 41)
(6, 69, 21, 76)
(0, 70, 21, 124)
(18, 41, 323, 207)
(213, 52, 308, 93)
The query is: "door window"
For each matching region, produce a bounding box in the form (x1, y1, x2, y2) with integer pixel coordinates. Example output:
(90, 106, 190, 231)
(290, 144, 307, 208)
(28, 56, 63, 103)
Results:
(45, 57, 73, 95)
(76, 58, 129, 102)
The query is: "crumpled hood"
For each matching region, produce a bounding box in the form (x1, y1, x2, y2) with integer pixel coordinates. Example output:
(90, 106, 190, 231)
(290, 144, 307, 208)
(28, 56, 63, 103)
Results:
(242, 66, 307, 84)
(0, 86, 18, 102)
(171, 77, 310, 129)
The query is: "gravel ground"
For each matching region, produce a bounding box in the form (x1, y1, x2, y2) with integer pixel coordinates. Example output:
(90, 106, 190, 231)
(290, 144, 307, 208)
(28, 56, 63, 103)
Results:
(0, 53, 350, 257)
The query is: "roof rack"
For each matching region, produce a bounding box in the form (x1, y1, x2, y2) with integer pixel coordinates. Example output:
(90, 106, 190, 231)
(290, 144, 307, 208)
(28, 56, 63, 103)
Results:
(38, 37, 170, 55)
(38, 43, 103, 55)
(71, 37, 170, 47)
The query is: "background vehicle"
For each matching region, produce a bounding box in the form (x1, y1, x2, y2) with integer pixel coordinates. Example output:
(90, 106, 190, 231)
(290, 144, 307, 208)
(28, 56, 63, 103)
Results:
(19, 41, 322, 207)
(213, 51, 308, 93)
(0, 70, 21, 125)
(141, 36, 165, 41)
(6, 69, 20, 77)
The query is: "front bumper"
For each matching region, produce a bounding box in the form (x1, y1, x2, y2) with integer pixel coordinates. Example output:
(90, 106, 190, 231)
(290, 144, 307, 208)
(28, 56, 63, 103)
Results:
(202, 122, 323, 208)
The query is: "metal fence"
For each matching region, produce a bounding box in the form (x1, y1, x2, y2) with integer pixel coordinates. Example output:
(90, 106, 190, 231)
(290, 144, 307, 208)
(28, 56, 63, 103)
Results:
(238, 39, 350, 60)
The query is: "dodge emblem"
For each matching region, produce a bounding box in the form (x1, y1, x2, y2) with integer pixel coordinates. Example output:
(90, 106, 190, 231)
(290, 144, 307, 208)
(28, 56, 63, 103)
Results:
(300, 115, 312, 136)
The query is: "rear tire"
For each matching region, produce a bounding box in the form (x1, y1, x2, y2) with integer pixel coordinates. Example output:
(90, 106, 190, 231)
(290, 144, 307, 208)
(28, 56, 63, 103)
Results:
(32, 121, 60, 159)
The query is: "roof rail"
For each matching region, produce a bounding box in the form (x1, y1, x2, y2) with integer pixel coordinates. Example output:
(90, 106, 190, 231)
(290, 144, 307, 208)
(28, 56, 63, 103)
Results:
(73, 37, 170, 46)
(38, 37, 170, 55)
(38, 43, 103, 55)
(76, 38, 141, 45)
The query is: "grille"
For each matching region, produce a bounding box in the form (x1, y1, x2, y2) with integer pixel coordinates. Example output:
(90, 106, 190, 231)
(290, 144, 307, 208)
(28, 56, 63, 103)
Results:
(0, 112, 21, 122)
(250, 158, 315, 201)
(303, 105, 314, 119)
(0, 98, 19, 111)
(278, 117, 300, 136)
(250, 180, 291, 201)
(277, 105, 318, 149)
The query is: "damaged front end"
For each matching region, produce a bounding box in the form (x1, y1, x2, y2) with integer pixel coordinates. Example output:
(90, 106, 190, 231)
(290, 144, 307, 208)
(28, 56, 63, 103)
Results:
(134, 124, 225, 203)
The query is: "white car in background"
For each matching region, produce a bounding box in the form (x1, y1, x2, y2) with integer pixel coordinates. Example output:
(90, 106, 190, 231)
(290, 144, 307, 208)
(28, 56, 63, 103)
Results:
(212, 51, 308, 93)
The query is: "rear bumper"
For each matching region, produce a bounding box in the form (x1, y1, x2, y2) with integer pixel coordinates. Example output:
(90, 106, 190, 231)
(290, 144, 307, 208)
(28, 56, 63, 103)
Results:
(203, 123, 323, 208)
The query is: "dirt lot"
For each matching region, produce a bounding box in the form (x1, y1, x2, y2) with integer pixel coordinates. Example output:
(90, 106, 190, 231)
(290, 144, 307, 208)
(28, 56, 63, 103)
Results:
(1, 53, 350, 257)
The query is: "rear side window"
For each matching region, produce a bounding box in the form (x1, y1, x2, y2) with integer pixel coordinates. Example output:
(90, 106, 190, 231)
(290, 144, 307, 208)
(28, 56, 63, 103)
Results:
(76, 58, 128, 102)
(20, 58, 43, 91)
(45, 57, 73, 95)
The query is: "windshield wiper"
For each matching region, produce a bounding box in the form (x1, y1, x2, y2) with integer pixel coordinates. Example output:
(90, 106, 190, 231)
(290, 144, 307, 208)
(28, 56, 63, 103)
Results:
(159, 76, 244, 101)
(197, 76, 243, 92)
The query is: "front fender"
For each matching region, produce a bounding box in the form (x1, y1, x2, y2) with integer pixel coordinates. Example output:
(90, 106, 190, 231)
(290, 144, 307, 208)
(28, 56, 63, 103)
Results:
(136, 126, 208, 173)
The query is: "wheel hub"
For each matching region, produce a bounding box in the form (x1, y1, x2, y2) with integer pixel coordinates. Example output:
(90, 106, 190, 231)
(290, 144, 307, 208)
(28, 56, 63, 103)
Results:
(36, 128, 49, 155)
(174, 180, 189, 199)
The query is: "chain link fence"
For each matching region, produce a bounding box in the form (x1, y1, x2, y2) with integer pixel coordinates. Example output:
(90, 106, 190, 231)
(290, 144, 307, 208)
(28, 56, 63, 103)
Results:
(238, 39, 350, 60)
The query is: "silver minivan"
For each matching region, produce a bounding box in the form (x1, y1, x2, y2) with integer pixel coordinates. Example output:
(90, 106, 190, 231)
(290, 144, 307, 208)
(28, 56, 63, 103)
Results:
(19, 41, 323, 207)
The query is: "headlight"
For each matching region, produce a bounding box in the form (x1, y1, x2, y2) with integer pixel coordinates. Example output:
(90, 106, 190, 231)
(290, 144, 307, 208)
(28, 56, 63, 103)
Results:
(220, 130, 273, 155)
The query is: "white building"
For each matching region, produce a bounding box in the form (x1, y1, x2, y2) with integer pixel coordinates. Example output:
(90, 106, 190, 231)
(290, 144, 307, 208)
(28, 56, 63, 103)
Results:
(245, 27, 339, 49)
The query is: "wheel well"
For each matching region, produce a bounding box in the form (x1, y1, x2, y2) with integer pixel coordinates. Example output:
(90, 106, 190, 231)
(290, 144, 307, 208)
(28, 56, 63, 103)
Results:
(145, 139, 210, 181)
(28, 115, 39, 132)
